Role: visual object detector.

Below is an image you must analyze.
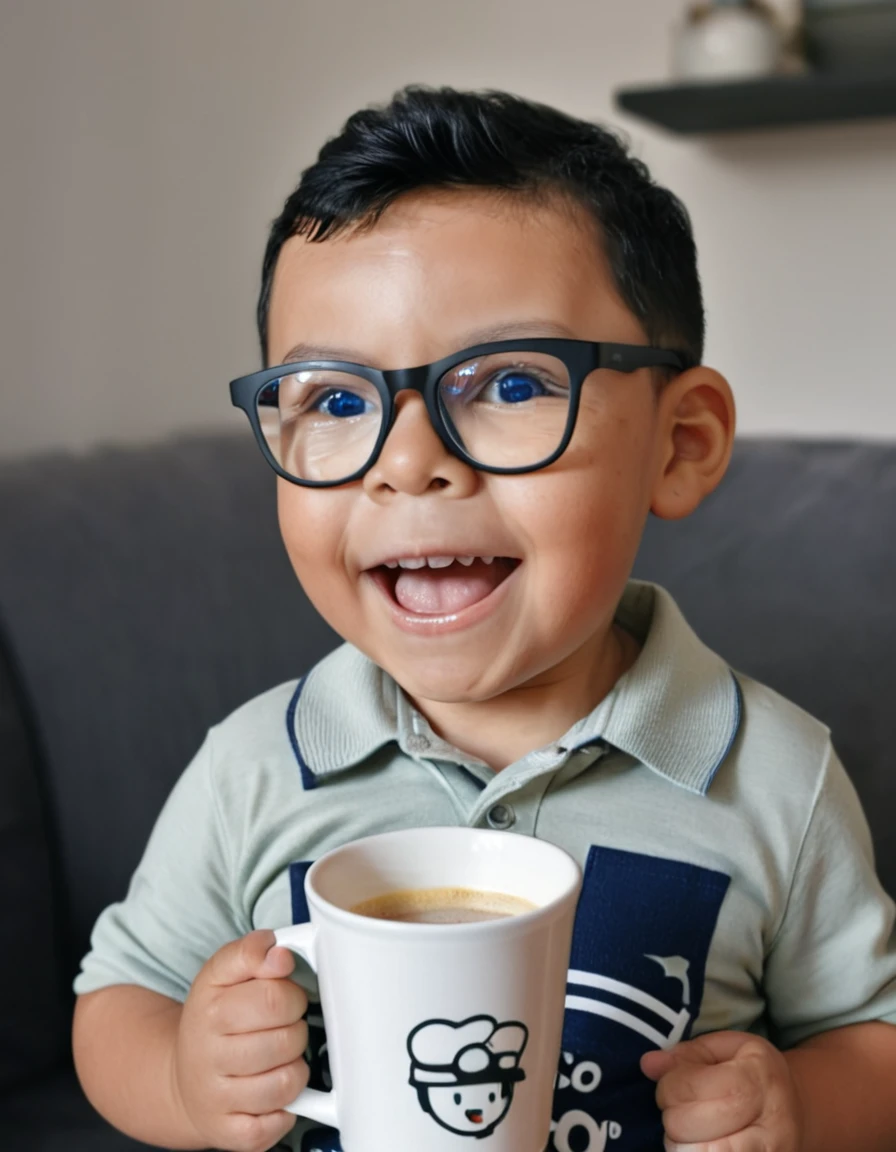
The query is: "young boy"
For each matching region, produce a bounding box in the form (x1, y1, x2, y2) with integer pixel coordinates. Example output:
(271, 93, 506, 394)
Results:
(72, 87, 896, 1152)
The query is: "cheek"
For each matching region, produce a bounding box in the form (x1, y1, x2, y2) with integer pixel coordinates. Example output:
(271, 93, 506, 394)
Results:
(567, 411, 657, 555)
(276, 482, 353, 610)
(509, 445, 652, 581)
(492, 418, 657, 648)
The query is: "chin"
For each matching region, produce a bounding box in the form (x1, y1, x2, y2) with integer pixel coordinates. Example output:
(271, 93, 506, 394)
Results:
(385, 658, 507, 705)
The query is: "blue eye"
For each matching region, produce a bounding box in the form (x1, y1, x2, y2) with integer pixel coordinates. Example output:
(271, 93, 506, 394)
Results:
(317, 389, 370, 418)
(454, 1092, 462, 1105)
(492, 372, 547, 404)
(439, 358, 568, 408)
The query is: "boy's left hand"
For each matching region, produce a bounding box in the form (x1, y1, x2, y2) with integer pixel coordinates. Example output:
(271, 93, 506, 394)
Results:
(641, 1031, 803, 1152)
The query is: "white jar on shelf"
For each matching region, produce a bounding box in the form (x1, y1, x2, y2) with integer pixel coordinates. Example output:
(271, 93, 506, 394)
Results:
(672, 0, 782, 82)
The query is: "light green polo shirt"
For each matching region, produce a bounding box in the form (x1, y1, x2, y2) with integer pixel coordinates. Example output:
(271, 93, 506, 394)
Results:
(75, 581, 896, 1151)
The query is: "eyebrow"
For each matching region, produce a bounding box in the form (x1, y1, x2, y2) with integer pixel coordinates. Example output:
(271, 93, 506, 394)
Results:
(275, 320, 579, 368)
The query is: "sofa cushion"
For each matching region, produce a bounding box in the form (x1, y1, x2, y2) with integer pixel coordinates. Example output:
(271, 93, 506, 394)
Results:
(0, 630, 66, 1089)
(0, 435, 340, 989)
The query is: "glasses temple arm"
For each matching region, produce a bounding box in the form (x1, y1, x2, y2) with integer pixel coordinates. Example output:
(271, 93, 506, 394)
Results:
(597, 345, 688, 373)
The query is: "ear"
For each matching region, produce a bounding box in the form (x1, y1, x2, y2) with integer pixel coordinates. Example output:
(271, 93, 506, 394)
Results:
(650, 367, 735, 521)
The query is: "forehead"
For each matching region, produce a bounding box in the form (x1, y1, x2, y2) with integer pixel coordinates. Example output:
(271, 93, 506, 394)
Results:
(266, 189, 642, 368)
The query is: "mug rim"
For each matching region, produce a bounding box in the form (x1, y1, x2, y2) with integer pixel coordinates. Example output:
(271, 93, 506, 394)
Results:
(304, 825, 582, 937)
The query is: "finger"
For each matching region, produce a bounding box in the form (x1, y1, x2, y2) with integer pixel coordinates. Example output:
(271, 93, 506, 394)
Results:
(205, 931, 295, 987)
(664, 1132, 767, 1152)
(644, 1032, 757, 1084)
(678, 1031, 758, 1066)
(643, 1039, 718, 1087)
(213, 976, 308, 1035)
(260, 944, 297, 978)
(656, 1058, 760, 1112)
(223, 1109, 296, 1152)
(216, 1020, 309, 1077)
(662, 1083, 763, 1146)
(223, 1058, 310, 1115)
(642, 1049, 677, 1081)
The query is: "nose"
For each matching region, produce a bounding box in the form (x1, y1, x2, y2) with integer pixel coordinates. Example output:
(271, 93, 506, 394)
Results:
(361, 391, 478, 501)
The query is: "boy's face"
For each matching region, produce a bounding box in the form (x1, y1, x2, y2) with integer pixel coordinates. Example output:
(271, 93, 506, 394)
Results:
(426, 1081, 511, 1134)
(267, 190, 706, 706)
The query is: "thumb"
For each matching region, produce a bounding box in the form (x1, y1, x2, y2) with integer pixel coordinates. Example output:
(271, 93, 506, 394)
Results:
(206, 929, 296, 987)
(640, 1048, 679, 1082)
(641, 1031, 752, 1082)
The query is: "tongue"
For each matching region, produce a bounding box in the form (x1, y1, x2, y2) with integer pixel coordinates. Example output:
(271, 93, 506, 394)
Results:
(394, 560, 508, 615)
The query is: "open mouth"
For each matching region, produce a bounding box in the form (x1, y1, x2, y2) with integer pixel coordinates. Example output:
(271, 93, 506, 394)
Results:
(369, 556, 521, 617)
(465, 1109, 484, 1124)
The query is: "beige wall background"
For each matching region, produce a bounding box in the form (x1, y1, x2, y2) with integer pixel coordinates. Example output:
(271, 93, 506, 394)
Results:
(2, 0, 895, 459)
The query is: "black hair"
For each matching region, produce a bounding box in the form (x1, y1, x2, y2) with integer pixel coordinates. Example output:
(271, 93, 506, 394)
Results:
(257, 86, 704, 369)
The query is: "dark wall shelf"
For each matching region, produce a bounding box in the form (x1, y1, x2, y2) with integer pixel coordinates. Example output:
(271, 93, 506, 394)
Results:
(615, 72, 896, 134)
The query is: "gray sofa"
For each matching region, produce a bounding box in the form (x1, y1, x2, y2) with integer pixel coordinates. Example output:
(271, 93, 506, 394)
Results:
(1, 434, 894, 1149)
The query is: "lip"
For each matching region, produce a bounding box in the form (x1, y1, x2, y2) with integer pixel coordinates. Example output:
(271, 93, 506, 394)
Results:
(364, 560, 521, 637)
(466, 1110, 484, 1124)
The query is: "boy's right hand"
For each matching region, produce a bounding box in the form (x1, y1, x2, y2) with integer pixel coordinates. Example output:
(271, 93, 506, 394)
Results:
(173, 929, 309, 1152)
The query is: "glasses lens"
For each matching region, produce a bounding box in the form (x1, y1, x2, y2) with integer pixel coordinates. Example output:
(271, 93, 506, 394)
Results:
(256, 369, 383, 483)
(437, 351, 571, 469)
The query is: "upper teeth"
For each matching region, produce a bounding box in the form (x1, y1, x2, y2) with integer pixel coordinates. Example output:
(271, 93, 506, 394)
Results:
(384, 556, 496, 569)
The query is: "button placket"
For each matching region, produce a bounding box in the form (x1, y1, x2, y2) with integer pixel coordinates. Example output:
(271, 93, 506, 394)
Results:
(470, 754, 557, 827)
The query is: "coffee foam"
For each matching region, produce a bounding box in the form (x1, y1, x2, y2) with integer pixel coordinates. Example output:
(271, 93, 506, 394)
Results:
(350, 886, 536, 924)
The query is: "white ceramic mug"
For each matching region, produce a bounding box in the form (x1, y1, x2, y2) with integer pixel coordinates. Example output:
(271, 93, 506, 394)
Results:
(273, 826, 582, 1152)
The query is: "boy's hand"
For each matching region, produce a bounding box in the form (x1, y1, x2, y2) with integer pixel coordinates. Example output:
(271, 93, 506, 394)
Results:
(173, 929, 309, 1152)
(641, 1031, 804, 1152)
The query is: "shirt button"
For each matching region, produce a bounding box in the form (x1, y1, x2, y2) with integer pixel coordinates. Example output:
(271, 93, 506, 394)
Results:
(406, 734, 430, 753)
(486, 803, 515, 831)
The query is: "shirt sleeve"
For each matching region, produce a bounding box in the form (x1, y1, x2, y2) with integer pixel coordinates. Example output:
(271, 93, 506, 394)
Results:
(74, 734, 241, 1002)
(764, 743, 896, 1048)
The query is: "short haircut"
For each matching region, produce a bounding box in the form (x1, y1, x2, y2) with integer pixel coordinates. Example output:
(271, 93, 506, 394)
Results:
(257, 86, 704, 369)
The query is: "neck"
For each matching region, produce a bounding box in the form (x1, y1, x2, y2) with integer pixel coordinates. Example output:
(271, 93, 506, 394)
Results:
(410, 623, 640, 771)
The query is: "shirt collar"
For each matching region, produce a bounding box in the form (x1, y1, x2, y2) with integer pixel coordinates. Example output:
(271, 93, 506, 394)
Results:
(291, 581, 741, 796)
(559, 582, 742, 795)
(292, 643, 399, 777)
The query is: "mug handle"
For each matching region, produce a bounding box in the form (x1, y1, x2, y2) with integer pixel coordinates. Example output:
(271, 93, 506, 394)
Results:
(273, 923, 339, 1129)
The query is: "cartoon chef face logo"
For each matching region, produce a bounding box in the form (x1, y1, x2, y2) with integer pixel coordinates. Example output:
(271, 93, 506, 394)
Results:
(408, 1015, 528, 1138)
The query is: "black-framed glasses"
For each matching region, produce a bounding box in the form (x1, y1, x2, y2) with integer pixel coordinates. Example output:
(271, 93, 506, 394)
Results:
(229, 338, 687, 487)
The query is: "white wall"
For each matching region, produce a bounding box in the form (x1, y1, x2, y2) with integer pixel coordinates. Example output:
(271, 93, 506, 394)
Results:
(1, 0, 895, 458)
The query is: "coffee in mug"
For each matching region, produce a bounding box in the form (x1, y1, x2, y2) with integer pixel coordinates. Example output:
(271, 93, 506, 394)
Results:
(351, 886, 537, 924)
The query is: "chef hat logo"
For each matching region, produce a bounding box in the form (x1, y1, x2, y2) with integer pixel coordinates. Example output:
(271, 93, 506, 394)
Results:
(408, 1015, 528, 1087)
